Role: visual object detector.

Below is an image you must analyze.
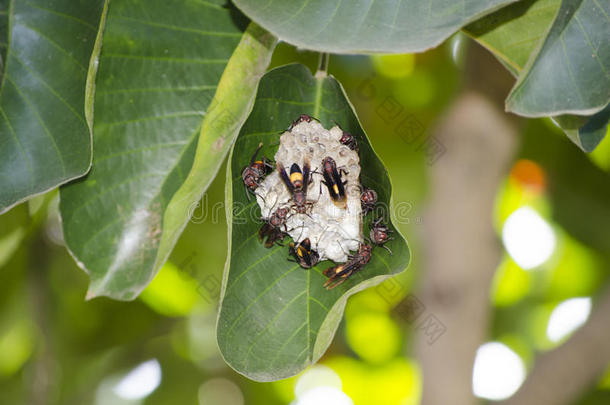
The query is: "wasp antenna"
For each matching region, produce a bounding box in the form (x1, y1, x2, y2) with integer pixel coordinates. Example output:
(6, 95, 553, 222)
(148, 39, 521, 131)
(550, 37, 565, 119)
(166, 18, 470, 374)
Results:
(268, 194, 281, 212)
(335, 239, 351, 256)
(294, 221, 306, 243)
(249, 142, 264, 165)
(313, 224, 331, 247)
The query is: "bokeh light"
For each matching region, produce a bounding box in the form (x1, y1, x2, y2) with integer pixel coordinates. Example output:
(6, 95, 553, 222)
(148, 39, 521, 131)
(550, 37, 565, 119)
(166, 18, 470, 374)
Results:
(394, 70, 437, 108)
(113, 359, 162, 400)
(295, 365, 342, 398)
(198, 378, 244, 405)
(548, 235, 601, 300)
(0, 319, 35, 376)
(325, 356, 421, 405)
(371, 54, 415, 79)
(492, 257, 531, 307)
(510, 159, 546, 194)
(502, 207, 556, 269)
(345, 311, 401, 364)
(139, 261, 200, 317)
(546, 297, 592, 343)
(472, 342, 525, 400)
(293, 386, 353, 405)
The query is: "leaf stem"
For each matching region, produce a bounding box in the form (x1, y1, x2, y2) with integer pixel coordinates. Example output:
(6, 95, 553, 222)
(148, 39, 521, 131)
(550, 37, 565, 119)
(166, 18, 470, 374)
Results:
(316, 53, 329, 77)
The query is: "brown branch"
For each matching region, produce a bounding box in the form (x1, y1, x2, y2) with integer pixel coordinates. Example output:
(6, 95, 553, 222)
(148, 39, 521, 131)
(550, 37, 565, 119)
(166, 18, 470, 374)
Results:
(415, 90, 518, 405)
(498, 285, 610, 405)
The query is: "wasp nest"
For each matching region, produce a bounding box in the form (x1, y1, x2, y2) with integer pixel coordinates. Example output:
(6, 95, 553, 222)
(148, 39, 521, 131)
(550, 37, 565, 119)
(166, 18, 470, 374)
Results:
(256, 120, 362, 262)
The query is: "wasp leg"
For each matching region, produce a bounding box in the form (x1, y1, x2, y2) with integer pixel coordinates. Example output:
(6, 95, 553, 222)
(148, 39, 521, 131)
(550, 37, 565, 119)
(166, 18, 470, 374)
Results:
(253, 190, 267, 205)
(244, 184, 252, 201)
(381, 245, 393, 256)
(324, 271, 353, 290)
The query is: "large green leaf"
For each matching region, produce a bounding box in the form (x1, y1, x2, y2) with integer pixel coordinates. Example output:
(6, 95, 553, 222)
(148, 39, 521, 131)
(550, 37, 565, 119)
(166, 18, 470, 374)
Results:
(465, 0, 560, 74)
(465, 0, 609, 151)
(0, 0, 108, 213)
(233, 0, 518, 54)
(59, 1, 277, 300)
(217, 64, 410, 381)
(505, 0, 609, 117)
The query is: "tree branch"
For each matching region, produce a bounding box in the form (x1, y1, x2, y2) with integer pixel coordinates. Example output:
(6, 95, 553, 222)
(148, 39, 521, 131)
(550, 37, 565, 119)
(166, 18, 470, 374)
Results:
(415, 90, 518, 405)
(499, 285, 610, 405)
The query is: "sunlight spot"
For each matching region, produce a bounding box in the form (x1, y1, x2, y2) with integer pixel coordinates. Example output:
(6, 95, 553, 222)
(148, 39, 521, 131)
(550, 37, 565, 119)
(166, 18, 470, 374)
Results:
(113, 359, 162, 400)
(293, 386, 353, 405)
(199, 378, 243, 405)
(547, 297, 591, 342)
(371, 54, 415, 79)
(295, 365, 342, 398)
(472, 342, 525, 400)
(502, 207, 556, 269)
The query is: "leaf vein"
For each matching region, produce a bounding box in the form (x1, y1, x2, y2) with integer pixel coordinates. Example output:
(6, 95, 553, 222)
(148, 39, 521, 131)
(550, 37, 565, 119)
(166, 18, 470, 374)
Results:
(243, 291, 306, 367)
(5, 75, 66, 176)
(225, 264, 301, 337)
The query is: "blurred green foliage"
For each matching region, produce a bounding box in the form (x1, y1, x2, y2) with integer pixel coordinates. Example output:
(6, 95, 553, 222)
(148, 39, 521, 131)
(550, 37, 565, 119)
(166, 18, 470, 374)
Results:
(1, 37, 609, 405)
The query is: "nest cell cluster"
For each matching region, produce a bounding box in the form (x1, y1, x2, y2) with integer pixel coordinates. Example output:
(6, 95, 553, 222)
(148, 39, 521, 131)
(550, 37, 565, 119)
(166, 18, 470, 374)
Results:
(256, 119, 362, 262)
(241, 115, 391, 289)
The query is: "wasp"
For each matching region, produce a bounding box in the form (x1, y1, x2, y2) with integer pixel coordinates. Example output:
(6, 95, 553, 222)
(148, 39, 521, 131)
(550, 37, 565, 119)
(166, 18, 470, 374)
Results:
(323, 243, 372, 289)
(288, 114, 314, 130)
(320, 156, 348, 209)
(241, 142, 272, 200)
(289, 238, 320, 269)
(258, 207, 290, 248)
(339, 130, 358, 151)
(369, 217, 393, 255)
(360, 187, 377, 214)
(277, 158, 314, 214)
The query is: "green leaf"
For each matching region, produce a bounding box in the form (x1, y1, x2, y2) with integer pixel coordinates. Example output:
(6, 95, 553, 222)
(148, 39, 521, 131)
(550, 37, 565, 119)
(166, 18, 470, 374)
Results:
(505, 0, 609, 117)
(553, 105, 610, 152)
(233, 0, 518, 54)
(465, 0, 561, 74)
(465, 0, 609, 151)
(59, 1, 277, 300)
(217, 64, 410, 381)
(0, 0, 108, 213)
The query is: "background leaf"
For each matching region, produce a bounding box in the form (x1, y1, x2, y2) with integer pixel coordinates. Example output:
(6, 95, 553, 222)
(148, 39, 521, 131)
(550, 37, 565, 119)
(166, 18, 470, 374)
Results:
(0, 0, 108, 213)
(465, 0, 560, 75)
(233, 0, 518, 54)
(504, 0, 609, 117)
(59, 1, 276, 300)
(217, 64, 410, 381)
(465, 0, 609, 151)
(553, 106, 610, 152)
